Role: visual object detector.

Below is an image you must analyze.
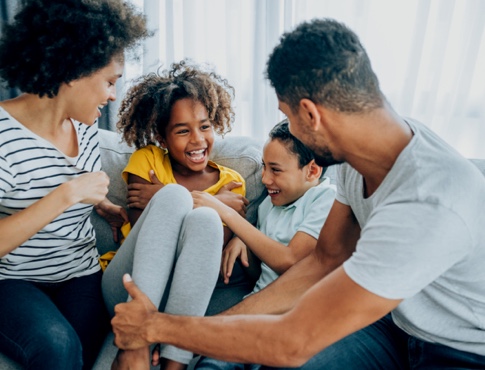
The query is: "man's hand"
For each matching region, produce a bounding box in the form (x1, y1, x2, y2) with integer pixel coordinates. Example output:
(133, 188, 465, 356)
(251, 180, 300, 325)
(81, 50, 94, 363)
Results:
(127, 170, 164, 209)
(94, 198, 129, 242)
(112, 274, 158, 350)
(221, 237, 249, 284)
(214, 181, 249, 218)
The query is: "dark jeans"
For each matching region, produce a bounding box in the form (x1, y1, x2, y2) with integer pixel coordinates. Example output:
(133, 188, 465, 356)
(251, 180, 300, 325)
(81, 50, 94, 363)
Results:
(0, 271, 109, 370)
(195, 314, 485, 370)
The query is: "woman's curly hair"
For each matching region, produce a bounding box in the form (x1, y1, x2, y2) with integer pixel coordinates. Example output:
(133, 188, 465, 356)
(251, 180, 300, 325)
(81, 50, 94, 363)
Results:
(0, 0, 148, 98)
(118, 60, 235, 149)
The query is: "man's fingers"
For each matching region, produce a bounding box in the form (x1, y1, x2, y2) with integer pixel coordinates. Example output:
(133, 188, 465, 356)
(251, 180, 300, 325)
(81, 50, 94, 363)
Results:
(122, 274, 143, 300)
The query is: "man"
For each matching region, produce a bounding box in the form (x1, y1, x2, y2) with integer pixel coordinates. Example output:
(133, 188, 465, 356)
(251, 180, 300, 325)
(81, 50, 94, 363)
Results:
(111, 19, 485, 369)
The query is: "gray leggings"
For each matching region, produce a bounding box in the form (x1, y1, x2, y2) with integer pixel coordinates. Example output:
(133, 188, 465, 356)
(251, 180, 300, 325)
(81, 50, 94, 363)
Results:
(102, 184, 223, 364)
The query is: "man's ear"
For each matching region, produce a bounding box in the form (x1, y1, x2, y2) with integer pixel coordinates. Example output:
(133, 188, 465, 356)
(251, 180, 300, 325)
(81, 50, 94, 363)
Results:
(305, 159, 323, 181)
(299, 99, 321, 130)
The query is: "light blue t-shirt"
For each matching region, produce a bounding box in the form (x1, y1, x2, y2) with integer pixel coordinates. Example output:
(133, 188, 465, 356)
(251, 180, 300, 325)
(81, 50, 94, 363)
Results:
(342, 118, 485, 355)
(251, 178, 336, 294)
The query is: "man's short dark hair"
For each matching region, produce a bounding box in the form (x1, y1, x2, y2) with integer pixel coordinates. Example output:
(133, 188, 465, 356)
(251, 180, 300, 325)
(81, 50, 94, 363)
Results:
(266, 18, 383, 113)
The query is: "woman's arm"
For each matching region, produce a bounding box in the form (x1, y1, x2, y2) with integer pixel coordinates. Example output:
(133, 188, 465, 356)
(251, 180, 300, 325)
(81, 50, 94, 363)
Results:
(0, 171, 109, 257)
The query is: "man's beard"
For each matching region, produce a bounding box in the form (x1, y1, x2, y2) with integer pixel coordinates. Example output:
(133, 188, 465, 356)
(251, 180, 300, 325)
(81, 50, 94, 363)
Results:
(313, 150, 343, 167)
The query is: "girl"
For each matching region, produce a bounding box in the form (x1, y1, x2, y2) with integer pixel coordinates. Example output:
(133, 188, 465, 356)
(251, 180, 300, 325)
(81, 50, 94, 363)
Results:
(0, 1, 147, 369)
(102, 61, 246, 370)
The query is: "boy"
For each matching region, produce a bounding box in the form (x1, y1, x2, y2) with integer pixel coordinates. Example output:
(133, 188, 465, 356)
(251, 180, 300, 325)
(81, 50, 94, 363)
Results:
(191, 119, 336, 368)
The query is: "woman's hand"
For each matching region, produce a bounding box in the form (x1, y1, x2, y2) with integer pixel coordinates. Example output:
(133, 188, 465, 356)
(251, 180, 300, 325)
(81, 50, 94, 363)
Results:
(127, 170, 164, 209)
(221, 236, 249, 284)
(94, 198, 129, 242)
(68, 171, 110, 205)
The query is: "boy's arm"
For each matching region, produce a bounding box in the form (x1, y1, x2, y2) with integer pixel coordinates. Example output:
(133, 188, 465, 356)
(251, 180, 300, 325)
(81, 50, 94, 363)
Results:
(193, 191, 321, 274)
(222, 199, 360, 315)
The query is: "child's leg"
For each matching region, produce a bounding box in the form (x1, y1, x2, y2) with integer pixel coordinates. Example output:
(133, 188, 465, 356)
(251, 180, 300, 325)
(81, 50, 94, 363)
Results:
(159, 206, 223, 364)
(102, 184, 193, 315)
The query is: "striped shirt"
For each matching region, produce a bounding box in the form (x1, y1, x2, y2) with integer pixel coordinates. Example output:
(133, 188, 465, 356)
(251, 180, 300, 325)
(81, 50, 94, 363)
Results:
(0, 107, 101, 282)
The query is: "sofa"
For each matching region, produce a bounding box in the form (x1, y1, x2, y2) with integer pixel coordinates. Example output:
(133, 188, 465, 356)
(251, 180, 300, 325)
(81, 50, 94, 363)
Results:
(0, 128, 268, 370)
(1, 128, 484, 369)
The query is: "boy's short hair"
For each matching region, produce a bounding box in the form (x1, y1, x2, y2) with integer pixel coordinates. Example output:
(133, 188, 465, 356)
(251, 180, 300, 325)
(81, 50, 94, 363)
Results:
(269, 119, 326, 176)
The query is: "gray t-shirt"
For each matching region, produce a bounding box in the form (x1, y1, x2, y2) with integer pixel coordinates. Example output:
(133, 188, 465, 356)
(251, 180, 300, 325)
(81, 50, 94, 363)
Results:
(341, 118, 485, 355)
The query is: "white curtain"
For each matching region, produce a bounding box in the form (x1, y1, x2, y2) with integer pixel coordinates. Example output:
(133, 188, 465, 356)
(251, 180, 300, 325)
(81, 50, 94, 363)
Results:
(125, 0, 485, 158)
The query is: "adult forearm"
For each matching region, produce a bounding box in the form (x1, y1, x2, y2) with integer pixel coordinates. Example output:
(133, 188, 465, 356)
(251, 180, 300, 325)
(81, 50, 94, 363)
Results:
(223, 251, 329, 315)
(145, 312, 308, 367)
(0, 182, 76, 257)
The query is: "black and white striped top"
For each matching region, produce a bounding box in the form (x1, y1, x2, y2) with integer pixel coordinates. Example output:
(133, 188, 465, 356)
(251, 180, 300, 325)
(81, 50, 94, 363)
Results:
(0, 107, 101, 282)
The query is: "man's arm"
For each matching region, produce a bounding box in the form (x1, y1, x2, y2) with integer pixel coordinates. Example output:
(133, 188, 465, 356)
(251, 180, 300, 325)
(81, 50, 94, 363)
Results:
(113, 267, 400, 367)
(223, 199, 361, 315)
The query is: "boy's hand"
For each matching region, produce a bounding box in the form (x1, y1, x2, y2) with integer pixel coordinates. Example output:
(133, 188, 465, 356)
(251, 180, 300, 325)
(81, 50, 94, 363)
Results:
(214, 181, 249, 218)
(221, 237, 249, 284)
(192, 191, 229, 218)
(94, 198, 128, 242)
(112, 274, 157, 350)
(127, 170, 164, 209)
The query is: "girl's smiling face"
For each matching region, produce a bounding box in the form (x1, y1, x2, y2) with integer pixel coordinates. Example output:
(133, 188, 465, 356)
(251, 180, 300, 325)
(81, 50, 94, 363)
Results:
(160, 98, 214, 174)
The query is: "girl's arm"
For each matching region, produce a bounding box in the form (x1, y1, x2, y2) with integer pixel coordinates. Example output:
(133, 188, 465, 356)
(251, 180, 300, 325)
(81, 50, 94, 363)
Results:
(126, 173, 154, 226)
(192, 192, 314, 274)
(0, 171, 109, 258)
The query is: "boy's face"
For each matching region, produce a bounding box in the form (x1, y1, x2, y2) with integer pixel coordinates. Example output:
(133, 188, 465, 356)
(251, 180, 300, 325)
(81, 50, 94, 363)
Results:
(262, 139, 313, 207)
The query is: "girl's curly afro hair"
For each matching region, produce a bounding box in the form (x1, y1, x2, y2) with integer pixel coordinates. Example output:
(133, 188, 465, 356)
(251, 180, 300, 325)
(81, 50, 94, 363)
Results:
(118, 60, 235, 149)
(0, 0, 149, 98)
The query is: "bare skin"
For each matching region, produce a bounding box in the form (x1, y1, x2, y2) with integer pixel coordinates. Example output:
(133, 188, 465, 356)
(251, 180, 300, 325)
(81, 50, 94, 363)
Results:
(111, 99, 413, 366)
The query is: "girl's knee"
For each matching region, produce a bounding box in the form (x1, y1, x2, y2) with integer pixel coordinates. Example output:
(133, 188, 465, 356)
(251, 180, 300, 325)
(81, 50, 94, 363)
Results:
(186, 207, 222, 229)
(151, 184, 192, 209)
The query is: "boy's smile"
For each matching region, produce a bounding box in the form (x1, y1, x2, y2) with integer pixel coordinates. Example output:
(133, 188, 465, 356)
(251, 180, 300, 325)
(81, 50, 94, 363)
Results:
(262, 139, 317, 207)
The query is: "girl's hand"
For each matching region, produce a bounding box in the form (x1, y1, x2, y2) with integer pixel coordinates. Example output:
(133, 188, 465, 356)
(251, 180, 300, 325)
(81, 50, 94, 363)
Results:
(94, 198, 129, 242)
(127, 170, 164, 209)
(214, 181, 249, 218)
(221, 236, 249, 284)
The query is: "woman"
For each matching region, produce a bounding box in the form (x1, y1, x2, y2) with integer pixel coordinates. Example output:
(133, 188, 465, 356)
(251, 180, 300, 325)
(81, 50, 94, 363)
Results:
(0, 1, 148, 369)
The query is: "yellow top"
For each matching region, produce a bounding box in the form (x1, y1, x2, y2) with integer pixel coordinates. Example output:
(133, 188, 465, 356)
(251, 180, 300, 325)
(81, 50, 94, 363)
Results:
(121, 144, 246, 236)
